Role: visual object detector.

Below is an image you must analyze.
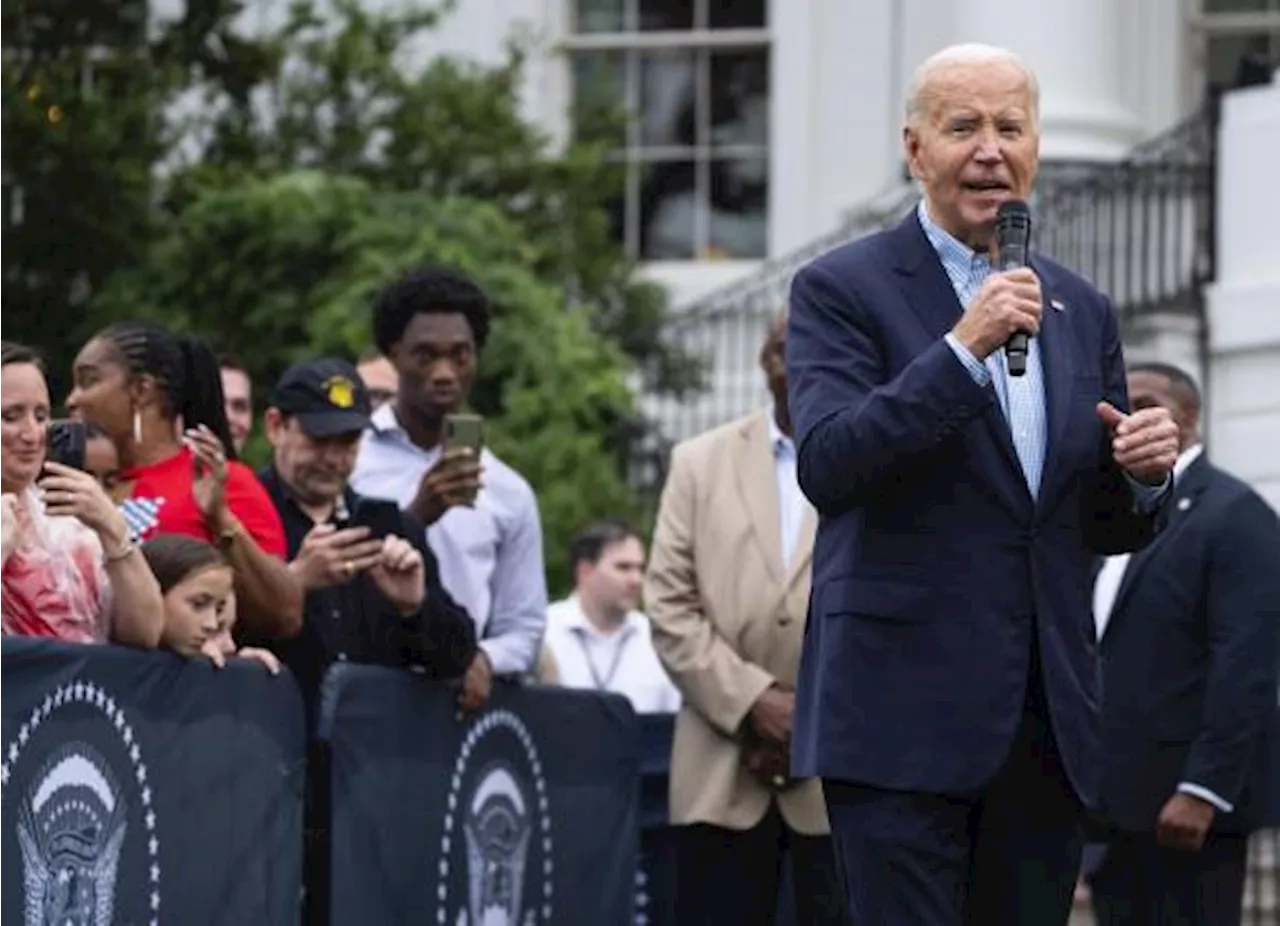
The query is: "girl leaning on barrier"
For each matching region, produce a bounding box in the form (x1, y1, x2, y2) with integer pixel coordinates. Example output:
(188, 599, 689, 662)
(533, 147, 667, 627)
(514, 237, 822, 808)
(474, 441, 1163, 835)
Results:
(139, 532, 280, 673)
(65, 322, 304, 640)
(1, 341, 165, 647)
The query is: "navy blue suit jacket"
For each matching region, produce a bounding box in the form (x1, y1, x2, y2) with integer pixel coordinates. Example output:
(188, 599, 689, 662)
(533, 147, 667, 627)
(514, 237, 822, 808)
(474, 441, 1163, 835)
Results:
(1098, 455, 1280, 834)
(786, 211, 1166, 804)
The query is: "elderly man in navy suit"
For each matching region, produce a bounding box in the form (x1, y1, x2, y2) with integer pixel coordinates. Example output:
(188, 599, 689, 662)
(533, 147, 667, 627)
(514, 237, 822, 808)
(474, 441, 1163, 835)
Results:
(786, 43, 1182, 925)
(1086, 362, 1280, 926)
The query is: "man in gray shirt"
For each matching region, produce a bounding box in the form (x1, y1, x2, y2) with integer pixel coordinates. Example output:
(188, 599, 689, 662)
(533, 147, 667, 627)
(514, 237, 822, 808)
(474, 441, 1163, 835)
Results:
(351, 268, 547, 711)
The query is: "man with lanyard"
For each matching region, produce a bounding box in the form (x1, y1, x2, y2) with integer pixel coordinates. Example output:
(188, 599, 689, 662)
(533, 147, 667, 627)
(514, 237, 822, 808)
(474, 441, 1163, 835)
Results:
(539, 519, 680, 714)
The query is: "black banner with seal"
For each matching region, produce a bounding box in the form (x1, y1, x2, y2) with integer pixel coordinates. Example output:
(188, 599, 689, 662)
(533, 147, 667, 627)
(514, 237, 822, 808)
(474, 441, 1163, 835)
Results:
(1, 638, 306, 926)
(317, 664, 640, 926)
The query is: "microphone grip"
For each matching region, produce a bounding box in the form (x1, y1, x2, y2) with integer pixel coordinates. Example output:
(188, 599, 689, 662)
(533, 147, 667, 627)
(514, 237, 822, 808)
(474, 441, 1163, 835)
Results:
(1006, 331, 1029, 377)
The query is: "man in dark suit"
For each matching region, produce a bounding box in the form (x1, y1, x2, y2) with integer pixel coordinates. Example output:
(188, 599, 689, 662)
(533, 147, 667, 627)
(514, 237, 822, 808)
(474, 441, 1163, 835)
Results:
(785, 43, 1181, 925)
(1087, 362, 1280, 925)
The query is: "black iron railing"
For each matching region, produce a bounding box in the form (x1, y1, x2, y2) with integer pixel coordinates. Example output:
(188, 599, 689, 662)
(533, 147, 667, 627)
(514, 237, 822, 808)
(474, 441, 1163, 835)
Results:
(632, 107, 1217, 498)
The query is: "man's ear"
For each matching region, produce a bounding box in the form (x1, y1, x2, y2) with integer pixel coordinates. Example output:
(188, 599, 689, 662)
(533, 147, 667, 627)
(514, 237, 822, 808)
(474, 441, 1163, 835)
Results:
(263, 408, 286, 447)
(903, 125, 925, 182)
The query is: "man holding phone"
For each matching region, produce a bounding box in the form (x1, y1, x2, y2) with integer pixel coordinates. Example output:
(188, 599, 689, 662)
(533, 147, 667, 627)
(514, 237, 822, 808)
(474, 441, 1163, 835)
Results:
(256, 356, 478, 924)
(352, 267, 549, 714)
(255, 357, 477, 707)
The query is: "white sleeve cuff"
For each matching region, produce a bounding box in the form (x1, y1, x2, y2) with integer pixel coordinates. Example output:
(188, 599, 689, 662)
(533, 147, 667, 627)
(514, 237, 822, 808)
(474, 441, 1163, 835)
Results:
(1177, 782, 1234, 813)
(943, 333, 991, 386)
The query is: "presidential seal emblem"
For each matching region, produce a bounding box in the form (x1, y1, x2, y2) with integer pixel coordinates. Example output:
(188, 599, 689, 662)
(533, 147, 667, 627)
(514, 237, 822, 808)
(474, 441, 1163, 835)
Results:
(436, 709, 553, 926)
(2, 681, 161, 926)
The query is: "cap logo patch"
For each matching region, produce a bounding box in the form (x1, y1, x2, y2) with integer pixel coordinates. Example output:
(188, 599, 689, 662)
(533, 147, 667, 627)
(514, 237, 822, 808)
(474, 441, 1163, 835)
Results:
(324, 376, 356, 409)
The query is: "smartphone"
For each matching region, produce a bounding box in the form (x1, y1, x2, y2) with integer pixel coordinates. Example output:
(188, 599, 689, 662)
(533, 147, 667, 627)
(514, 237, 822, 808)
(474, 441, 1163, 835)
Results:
(46, 420, 88, 471)
(348, 497, 404, 540)
(443, 413, 484, 457)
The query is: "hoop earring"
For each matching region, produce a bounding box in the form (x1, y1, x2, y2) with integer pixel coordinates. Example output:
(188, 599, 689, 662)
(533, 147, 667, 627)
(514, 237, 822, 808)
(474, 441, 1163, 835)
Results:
(132, 410, 143, 445)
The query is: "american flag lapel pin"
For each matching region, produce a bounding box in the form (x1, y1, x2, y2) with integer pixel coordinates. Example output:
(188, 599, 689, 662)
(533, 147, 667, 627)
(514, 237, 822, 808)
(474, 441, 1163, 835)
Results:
(1049, 298, 1065, 312)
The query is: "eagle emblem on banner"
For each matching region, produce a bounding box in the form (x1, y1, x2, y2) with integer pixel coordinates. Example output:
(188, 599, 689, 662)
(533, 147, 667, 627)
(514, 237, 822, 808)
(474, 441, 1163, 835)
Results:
(16, 742, 127, 926)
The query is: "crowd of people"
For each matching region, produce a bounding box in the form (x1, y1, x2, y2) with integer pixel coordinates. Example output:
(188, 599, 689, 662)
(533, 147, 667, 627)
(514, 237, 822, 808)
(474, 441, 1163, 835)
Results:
(0, 264, 688, 921)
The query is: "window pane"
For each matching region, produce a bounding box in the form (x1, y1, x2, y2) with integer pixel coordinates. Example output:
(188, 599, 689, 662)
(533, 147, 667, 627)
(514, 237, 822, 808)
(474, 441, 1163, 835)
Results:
(708, 158, 768, 259)
(575, 0, 625, 32)
(709, 0, 767, 29)
(571, 52, 628, 146)
(639, 51, 697, 148)
(639, 160, 700, 260)
(638, 0, 693, 30)
(1204, 31, 1276, 94)
(710, 50, 769, 147)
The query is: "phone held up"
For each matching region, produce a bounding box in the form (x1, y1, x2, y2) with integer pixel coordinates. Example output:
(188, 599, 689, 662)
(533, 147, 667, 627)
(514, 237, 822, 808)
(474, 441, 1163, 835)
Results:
(443, 413, 483, 506)
(443, 413, 484, 458)
(345, 497, 403, 541)
(46, 420, 88, 472)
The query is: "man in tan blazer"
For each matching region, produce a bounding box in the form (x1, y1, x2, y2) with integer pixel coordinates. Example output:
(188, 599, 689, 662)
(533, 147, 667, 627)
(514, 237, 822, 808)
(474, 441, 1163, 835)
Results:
(645, 314, 848, 925)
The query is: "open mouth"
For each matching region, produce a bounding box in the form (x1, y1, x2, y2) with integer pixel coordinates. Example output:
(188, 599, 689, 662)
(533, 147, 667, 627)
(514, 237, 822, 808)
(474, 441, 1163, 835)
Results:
(963, 180, 1011, 194)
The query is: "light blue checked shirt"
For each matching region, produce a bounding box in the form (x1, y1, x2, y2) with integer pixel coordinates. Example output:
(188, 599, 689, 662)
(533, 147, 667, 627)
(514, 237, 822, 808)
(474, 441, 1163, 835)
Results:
(922, 201, 1048, 497)
(921, 201, 1167, 510)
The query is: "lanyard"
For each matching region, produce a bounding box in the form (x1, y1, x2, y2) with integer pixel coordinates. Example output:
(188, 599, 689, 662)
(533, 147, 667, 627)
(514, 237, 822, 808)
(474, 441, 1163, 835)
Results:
(570, 625, 635, 692)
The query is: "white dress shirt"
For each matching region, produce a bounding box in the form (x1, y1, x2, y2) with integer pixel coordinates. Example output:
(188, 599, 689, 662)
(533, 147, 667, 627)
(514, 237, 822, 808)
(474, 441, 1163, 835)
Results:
(768, 416, 809, 569)
(1091, 443, 1231, 812)
(542, 595, 681, 714)
(351, 404, 548, 675)
(1092, 443, 1204, 640)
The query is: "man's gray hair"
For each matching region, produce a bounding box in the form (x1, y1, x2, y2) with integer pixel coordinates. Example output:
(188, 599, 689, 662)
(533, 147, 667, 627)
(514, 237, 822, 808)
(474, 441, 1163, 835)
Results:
(904, 43, 1040, 128)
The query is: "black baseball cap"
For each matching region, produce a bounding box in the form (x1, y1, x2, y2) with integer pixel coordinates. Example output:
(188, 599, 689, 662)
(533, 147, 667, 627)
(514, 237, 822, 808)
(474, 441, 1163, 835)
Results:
(268, 358, 372, 438)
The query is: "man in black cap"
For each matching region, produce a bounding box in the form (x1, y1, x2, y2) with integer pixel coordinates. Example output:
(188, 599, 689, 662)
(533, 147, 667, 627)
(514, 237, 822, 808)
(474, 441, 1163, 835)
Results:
(255, 357, 477, 923)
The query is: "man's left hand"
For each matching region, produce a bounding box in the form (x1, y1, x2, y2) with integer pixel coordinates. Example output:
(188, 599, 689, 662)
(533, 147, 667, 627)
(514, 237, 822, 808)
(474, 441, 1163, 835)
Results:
(1155, 792, 1216, 851)
(368, 535, 426, 616)
(1097, 402, 1179, 485)
(459, 650, 493, 715)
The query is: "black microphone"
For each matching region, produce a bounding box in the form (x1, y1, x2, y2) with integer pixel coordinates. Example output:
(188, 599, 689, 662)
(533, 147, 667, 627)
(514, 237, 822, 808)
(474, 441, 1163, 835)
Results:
(995, 200, 1033, 377)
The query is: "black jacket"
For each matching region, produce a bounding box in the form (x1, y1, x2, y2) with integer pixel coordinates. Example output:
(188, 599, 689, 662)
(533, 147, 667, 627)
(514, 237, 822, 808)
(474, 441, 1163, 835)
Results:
(1097, 455, 1280, 834)
(255, 465, 477, 729)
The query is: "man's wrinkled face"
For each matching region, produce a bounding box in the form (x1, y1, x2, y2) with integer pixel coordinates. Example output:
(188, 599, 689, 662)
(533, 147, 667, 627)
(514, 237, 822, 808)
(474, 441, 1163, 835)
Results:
(266, 412, 360, 507)
(904, 60, 1039, 251)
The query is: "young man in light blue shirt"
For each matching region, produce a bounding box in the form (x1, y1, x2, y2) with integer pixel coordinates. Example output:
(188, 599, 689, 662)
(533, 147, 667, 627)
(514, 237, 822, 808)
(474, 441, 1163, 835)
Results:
(351, 268, 547, 712)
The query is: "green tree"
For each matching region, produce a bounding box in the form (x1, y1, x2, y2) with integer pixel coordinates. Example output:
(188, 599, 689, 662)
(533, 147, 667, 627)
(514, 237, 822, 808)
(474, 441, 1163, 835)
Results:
(0, 0, 276, 392)
(184, 0, 700, 398)
(96, 170, 639, 594)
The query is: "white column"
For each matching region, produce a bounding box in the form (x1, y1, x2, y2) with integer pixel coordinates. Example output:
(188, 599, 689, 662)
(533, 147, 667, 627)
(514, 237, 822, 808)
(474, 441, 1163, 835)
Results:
(1205, 76, 1280, 512)
(954, 0, 1140, 161)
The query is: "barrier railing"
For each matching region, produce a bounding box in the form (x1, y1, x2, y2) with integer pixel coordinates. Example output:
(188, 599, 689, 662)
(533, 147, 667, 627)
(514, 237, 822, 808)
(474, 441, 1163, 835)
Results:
(1, 637, 306, 926)
(315, 663, 640, 925)
(4, 638, 1276, 925)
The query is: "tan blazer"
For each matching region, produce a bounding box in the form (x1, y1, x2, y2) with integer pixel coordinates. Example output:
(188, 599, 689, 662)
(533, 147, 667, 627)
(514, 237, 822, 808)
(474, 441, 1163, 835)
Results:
(644, 411, 827, 835)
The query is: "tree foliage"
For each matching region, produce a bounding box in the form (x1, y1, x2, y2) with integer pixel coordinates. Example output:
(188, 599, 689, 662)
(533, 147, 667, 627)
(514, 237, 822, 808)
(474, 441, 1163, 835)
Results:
(96, 171, 639, 593)
(1, 0, 276, 393)
(182, 0, 700, 397)
(4, 0, 691, 588)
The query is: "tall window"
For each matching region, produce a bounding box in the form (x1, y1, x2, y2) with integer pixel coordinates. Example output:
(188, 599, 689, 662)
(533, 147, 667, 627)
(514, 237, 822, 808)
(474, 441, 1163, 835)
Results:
(1191, 0, 1280, 100)
(568, 0, 770, 261)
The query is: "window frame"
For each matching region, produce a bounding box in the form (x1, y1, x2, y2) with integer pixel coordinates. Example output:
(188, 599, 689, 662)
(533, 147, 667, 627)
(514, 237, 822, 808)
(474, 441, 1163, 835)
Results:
(564, 0, 771, 262)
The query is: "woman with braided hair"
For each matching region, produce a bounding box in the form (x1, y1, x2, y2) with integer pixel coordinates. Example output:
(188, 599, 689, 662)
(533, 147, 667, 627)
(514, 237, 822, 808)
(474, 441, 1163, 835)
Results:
(66, 322, 303, 639)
